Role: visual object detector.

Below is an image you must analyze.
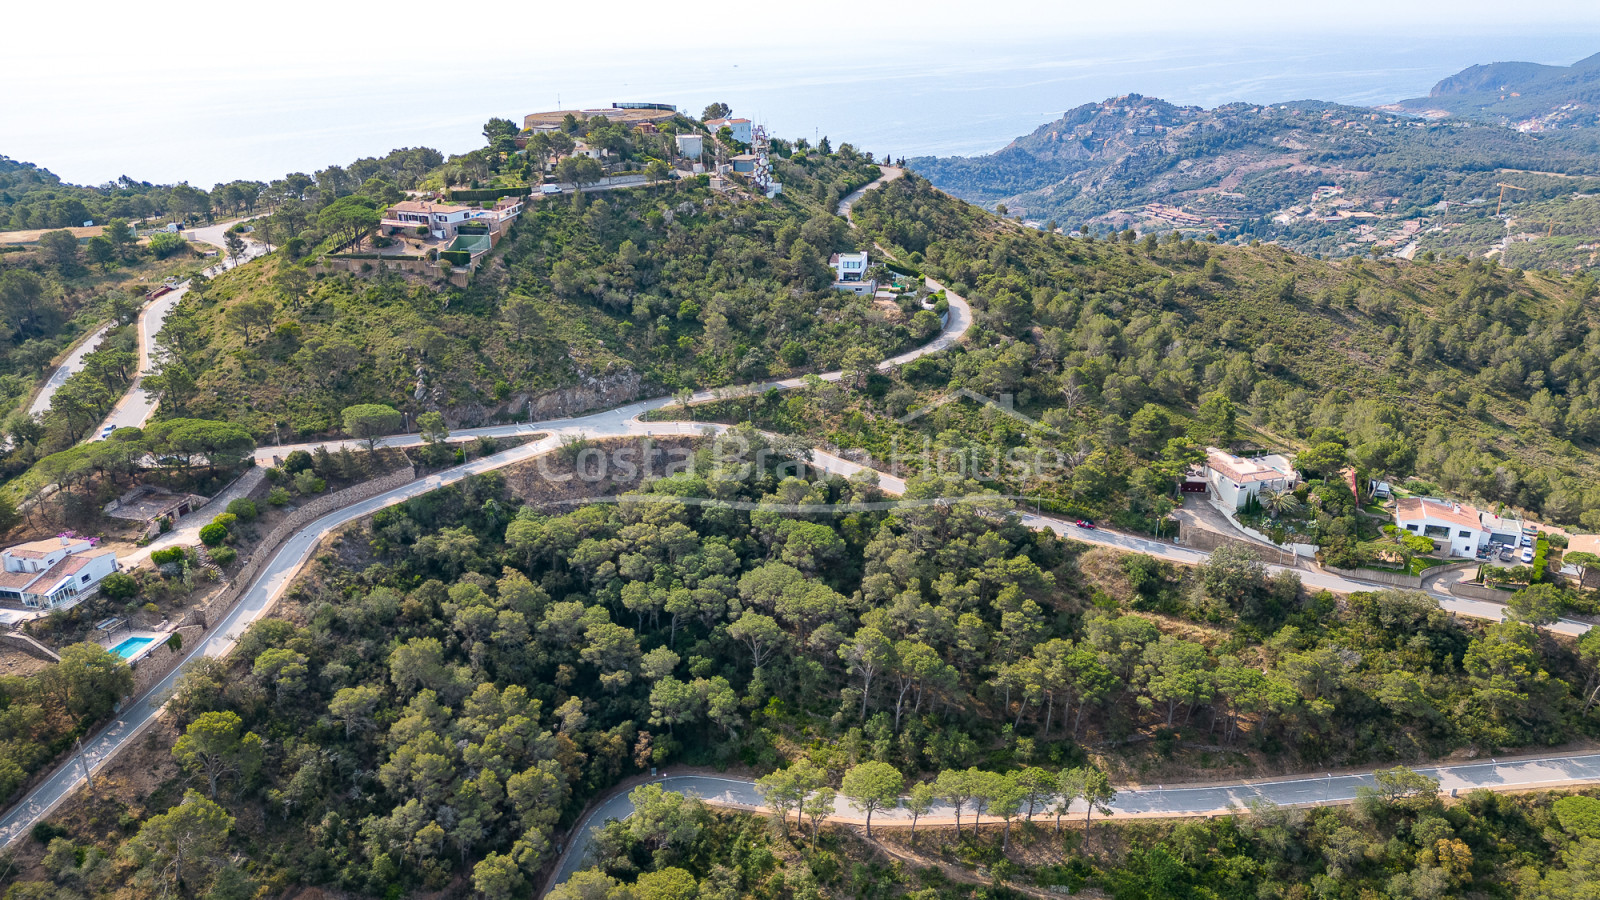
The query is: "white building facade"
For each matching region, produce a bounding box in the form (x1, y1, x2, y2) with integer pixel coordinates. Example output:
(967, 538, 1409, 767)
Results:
(1202, 448, 1296, 510)
(1394, 498, 1485, 558)
(0, 536, 118, 609)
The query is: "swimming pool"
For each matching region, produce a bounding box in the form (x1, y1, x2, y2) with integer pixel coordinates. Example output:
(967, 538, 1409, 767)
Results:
(109, 636, 154, 660)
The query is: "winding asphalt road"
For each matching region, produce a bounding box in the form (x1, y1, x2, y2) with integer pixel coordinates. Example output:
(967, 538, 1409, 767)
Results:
(0, 191, 967, 849)
(3, 168, 1591, 868)
(96, 222, 268, 435)
(547, 752, 1600, 889)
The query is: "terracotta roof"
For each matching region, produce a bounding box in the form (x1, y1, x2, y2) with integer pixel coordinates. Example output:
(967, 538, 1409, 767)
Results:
(385, 200, 469, 216)
(1205, 449, 1292, 485)
(6, 536, 80, 557)
(1395, 497, 1482, 531)
(1569, 535, 1600, 557)
(0, 570, 41, 591)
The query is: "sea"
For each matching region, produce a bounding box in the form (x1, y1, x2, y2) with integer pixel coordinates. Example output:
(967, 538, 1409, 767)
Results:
(6, 32, 1600, 188)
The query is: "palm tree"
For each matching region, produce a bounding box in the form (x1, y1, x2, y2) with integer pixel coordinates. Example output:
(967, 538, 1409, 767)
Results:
(1260, 488, 1303, 519)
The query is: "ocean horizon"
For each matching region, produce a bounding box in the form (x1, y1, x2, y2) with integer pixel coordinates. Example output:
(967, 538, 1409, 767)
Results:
(7, 31, 1600, 188)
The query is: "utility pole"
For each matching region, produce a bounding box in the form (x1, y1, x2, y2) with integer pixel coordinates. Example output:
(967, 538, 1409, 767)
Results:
(76, 738, 96, 799)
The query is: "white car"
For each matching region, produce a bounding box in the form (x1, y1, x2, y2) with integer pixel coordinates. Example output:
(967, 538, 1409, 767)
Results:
(1521, 547, 1535, 564)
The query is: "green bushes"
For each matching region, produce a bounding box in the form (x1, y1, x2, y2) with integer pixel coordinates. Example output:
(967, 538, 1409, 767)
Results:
(226, 498, 257, 521)
(267, 486, 291, 506)
(439, 249, 471, 267)
(209, 546, 237, 567)
(150, 547, 185, 567)
(198, 523, 228, 547)
(99, 571, 140, 601)
(1532, 538, 1551, 583)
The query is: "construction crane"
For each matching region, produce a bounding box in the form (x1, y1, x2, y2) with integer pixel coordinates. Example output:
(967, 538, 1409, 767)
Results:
(1495, 182, 1527, 216)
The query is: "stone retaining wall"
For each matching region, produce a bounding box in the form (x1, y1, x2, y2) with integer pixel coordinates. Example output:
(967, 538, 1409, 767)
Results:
(185, 466, 416, 628)
(1451, 581, 1516, 603)
(0, 631, 60, 662)
(1322, 560, 1474, 590)
(129, 625, 205, 695)
(1177, 524, 1299, 567)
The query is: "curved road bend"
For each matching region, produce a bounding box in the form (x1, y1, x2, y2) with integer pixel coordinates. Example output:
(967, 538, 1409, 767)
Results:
(97, 222, 268, 435)
(0, 225, 971, 849)
(4, 173, 1585, 859)
(548, 752, 1600, 890)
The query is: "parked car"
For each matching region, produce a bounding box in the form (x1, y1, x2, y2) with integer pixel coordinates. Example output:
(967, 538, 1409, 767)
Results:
(1520, 535, 1534, 548)
(1074, 520, 1095, 530)
(94, 424, 114, 441)
(1500, 547, 1515, 561)
(1521, 547, 1536, 563)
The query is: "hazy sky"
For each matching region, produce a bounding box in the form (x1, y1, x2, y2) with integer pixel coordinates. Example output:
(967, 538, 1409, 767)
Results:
(5, 0, 1600, 185)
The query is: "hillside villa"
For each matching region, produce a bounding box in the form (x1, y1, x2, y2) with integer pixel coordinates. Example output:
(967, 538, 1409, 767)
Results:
(829, 251, 875, 296)
(705, 117, 753, 144)
(1394, 498, 1526, 558)
(0, 536, 118, 610)
(1200, 448, 1297, 510)
(380, 200, 476, 240)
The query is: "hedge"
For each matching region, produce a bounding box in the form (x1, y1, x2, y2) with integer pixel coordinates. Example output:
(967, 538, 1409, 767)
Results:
(883, 259, 923, 279)
(447, 187, 527, 202)
(440, 250, 471, 267)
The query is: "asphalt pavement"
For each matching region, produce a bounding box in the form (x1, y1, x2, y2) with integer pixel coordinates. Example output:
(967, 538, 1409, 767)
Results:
(96, 222, 268, 435)
(545, 752, 1600, 891)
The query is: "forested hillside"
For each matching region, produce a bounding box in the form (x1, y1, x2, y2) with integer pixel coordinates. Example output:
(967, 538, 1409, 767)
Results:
(1389, 51, 1600, 128)
(160, 149, 903, 438)
(909, 94, 1600, 261)
(7, 430, 1600, 898)
(673, 173, 1600, 546)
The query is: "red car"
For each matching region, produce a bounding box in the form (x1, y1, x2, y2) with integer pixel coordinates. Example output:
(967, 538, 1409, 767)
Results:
(1074, 520, 1095, 529)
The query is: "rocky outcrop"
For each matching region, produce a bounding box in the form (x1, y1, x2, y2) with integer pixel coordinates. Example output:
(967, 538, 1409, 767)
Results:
(524, 370, 646, 419)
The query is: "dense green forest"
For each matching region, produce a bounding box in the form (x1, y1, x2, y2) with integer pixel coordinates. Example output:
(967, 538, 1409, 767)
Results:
(5, 433, 1598, 898)
(667, 173, 1600, 542)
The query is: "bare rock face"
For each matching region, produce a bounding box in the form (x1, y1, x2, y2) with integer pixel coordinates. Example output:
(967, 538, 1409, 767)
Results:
(431, 369, 648, 429)
(524, 369, 645, 418)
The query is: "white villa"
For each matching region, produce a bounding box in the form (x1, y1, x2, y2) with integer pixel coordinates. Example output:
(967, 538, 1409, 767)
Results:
(0, 536, 118, 609)
(829, 251, 876, 296)
(1202, 448, 1296, 510)
(1394, 498, 1526, 558)
(381, 200, 476, 240)
(675, 134, 704, 158)
(705, 117, 753, 144)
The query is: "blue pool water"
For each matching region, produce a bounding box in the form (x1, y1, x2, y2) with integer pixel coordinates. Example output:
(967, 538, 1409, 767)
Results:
(109, 636, 154, 660)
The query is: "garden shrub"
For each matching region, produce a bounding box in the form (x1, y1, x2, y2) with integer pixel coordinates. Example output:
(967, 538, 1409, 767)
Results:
(199, 523, 228, 547)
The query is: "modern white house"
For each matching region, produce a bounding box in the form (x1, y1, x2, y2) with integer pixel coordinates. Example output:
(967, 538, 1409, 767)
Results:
(1202, 448, 1297, 510)
(381, 200, 476, 240)
(1394, 498, 1486, 558)
(705, 117, 753, 144)
(675, 134, 704, 158)
(831, 251, 870, 282)
(0, 536, 118, 609)
(1478, 511, 1526, 548)
(828, 251, 875, 296)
